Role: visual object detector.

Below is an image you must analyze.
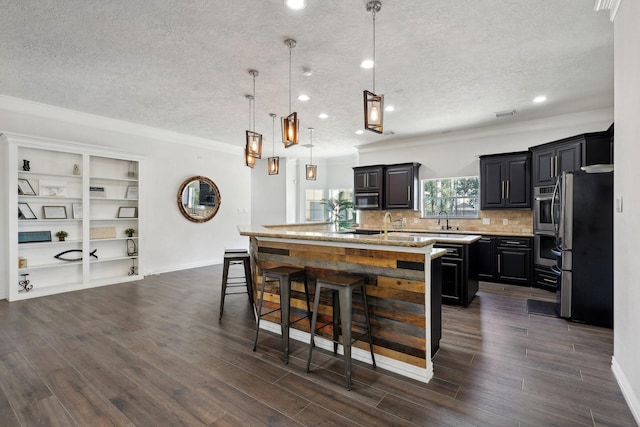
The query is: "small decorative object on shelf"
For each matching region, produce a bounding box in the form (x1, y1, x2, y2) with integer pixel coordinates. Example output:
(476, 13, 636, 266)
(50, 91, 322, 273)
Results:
(18, 257, 27, 268)
(22, 159, 30, 171)
(73, 164, 80, 175)
(19, 273, 33, 292)
(55, 230, 68, 241)
(124, 228, 136, 237)
(128, 161, 137, 178)
(54, 249, 98, 261)
(126, 239, 138, 256)
(128, 259, 138, 276)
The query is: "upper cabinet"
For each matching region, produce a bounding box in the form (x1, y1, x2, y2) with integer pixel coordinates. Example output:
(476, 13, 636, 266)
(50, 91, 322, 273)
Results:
(480, 152, 531, 209)
(354, 166, 383, 192)
(384, 163, 421, 210)
(354, 163, 421, 210)
(530, 131, 612, 187)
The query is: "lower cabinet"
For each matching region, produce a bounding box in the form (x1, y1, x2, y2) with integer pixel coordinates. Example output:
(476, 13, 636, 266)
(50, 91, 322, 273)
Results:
(430, 256, 442, 357)
(435, 243, 478, 307)
(476, 236, 532, 285)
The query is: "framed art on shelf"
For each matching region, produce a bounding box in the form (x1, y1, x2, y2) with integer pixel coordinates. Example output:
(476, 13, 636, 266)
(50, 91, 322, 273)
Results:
(72, 203, 83, 219)
(118, 207, 137, 218)
(18, 178, 37, 195)
(18, 202, 37, 219)
(43, 205, 68, 219)
(39, 179, 68, 197)
(125, 185, 138, 199)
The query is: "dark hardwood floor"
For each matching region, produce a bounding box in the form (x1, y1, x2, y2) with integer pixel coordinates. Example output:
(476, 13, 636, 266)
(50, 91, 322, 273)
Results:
(0, 264, 636, 426)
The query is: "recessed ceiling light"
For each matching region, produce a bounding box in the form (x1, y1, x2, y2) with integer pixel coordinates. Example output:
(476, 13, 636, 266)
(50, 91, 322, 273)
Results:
(533, 95, 547, 103)
(360, 59, 374, 69)
(318, 113, 328, 119)
(355, 130, 364, 135)
(384, 105, 395, 112)
(285, 0, 307, 10)
(298, 94, 310, 101)
(302, 68, 313, 77)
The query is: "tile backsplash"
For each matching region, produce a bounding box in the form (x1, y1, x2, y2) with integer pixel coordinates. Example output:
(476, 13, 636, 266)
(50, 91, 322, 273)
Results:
(359, 209, 533, 236)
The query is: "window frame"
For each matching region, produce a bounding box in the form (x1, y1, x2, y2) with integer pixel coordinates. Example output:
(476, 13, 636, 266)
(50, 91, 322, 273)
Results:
(420, 176, 480, 219)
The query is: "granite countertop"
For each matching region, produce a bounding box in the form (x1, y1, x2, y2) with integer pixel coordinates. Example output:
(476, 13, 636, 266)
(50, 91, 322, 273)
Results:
(354, 227, 534, 238)
(238, 225, 481, 248)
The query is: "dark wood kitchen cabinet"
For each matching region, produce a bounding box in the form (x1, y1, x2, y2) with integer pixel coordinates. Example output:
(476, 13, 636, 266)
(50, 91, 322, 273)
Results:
(384, 162, 421, 210)
(476, 236, 496, 280)
(435, 243, 478, 306)
(530, 131, 612, 187)
(354, 166, 383, 192)
(475, 236, 532, 285)
(480, 152, 531, 209)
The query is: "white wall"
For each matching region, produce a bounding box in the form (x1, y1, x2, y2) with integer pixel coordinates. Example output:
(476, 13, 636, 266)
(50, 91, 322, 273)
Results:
(357, 109, 613, 178)
(0, 140, 7, 299)
(251, 157, 287, 225)
(612, 1, 640, 423)
(0, 96, 252, 288)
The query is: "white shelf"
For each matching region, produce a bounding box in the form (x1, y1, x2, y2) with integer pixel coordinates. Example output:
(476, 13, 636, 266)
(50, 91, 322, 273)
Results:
(6, 136, 143, 302)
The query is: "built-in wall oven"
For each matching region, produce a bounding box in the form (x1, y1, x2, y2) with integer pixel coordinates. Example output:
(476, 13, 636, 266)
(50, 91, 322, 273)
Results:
(533, 185, 558, 232)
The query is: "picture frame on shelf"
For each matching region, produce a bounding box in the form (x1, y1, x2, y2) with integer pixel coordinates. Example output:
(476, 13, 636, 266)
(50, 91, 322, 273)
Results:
(90, 186, 106, 198)
(39, 179, 68, 197)
(125, 185, 138, 199)
(18, 178, 36, 195)
(18, 202, 37, 219)
(43, 205, 68, 219)
(118, 207, 137, 218)
(72, 203, 83, 219)
(18, 231, 52, 243)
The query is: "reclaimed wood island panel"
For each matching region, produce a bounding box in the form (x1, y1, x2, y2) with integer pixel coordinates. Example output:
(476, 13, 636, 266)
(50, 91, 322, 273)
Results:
(238, 223, 440, 383)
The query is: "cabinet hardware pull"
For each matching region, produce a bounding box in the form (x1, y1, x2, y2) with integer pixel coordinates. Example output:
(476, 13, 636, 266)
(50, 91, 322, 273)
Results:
(407, 186, 410, 201)
(550, 157, 554, 178)
(497, 255, 501, 273)
(506, 180, 510, 199)
(554, 155, 558, 178)
(504, 240, 521, 245)
(501, 181, 505, 199)
(543, 278, 556, 283)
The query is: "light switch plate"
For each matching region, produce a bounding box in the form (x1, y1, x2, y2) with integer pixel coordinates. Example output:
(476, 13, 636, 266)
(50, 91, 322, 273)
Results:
(616, 196, 623, 212)
(482, 218, 490, 225)
(502, 218, 509, 225)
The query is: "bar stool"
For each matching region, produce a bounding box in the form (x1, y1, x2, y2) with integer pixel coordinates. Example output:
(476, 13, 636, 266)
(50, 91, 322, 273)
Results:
(219, 249, 253, 321)
(306, 273, 376, 390)
(253, 266, 311, 364)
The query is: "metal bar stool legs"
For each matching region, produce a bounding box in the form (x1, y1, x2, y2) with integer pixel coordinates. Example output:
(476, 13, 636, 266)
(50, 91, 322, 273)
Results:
(306, 273, 376, 390)
(253, 266, 311, 364)
(219, 250, 253, 321)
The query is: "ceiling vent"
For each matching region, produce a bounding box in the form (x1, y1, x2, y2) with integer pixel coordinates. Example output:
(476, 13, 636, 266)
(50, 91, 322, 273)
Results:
(494, 109, 516, 118)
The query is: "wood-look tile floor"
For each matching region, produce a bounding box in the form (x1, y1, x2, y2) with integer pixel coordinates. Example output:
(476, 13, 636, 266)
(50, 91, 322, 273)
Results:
(0, 265, 636, 426)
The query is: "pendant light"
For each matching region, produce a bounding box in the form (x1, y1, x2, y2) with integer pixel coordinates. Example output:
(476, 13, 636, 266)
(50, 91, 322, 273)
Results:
(282, 39, 300, 148)
(363, 0, 384, 134)
(305, 127, 317, 181)
(267, 113, 279, 175)
(244, 94, 256, 168)
(246, 70, 263, 158)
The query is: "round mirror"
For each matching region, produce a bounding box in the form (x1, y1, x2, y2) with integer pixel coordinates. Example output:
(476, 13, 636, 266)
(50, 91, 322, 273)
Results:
(177, 176, 221, 223)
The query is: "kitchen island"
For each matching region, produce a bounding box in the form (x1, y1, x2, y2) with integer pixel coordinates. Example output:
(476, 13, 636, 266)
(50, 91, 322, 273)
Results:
(238, 223, 480, 383)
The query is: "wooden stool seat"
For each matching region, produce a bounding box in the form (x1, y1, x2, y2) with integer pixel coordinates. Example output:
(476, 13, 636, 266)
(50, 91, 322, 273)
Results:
(219, 250, 253, 321)
(306, 273, 376, 390)
(253, 266, 311, 364)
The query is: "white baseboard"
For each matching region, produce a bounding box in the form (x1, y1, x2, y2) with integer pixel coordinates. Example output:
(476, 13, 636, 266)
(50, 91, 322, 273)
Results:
(259, 320, 433, 384)
(612, 356, 640, 425)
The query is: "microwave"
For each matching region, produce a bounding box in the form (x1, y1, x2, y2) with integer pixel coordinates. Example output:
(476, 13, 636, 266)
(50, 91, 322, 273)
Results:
(354, 192, 381, 209)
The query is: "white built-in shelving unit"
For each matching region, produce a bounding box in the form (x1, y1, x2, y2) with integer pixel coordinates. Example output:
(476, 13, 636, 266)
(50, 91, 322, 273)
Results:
(4, 133, 143, 301)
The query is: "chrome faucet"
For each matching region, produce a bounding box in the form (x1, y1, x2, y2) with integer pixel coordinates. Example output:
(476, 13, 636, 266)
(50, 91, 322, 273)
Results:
(438, 210, 451, 230)
(383, 212, 392, 238)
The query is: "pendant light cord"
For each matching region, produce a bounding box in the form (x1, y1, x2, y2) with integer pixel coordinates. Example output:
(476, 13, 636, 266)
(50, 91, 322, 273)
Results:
(288, 45, 292, 114)
(252, 75, 256, 132)
(271, 114, 276, 155)
(372, 9, 376, 93)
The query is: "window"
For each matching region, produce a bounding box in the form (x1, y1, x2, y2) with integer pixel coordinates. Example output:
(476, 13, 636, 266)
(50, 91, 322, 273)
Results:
(421, 176, 479, 218)
(305, 189, 325, 221)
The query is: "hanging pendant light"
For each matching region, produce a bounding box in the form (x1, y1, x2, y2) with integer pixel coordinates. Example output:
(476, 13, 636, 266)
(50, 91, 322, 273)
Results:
(246, 70, 263, 158)
(267, 113, 280, 175)
(282, 39, 300, 148)
(364, 0, 384, 134)
(244, 94, 256, 168)
(305, 127, 317, 181)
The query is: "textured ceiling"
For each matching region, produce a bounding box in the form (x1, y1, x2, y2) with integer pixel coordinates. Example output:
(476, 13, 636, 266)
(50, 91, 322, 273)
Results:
(0, 1, 613, 159)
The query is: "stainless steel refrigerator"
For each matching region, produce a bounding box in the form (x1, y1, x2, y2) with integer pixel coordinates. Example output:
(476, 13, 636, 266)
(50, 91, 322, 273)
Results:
(557, 169, 613, 328)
